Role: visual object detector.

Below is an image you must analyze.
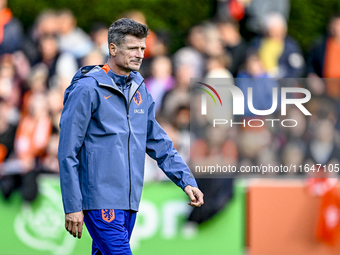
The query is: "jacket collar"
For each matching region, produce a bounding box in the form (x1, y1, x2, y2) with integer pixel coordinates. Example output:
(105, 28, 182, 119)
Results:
(107, 69, 129, 86)
(79, 65, 144, 103)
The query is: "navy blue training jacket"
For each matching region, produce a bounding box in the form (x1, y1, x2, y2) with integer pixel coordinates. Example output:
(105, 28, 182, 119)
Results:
(58, 65, 197, 214)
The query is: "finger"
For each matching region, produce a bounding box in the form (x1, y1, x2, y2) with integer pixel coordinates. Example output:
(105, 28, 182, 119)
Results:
(72, 222, 78, 237)
(67, 221, 73, 232)
(196, 191, 204, 205)
(189, 193, 203, 207)
(187, 190, 196, 202)
(78, 222, 83, 239)
(198, 194, 204, 205)
(189, 201, 201, 207)
(65, 219, 68, 230)
(72, 222, 77, 237)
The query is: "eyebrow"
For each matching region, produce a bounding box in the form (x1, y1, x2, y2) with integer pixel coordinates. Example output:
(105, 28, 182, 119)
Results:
(128, 46, 146, 49)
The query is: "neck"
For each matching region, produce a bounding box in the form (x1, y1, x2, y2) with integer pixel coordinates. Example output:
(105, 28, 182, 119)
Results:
(107, 57, 131, 76)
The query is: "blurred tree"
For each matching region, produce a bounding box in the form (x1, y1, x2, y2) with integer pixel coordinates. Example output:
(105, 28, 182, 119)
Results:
(9, 0, 340, 55)
(289, 0, 340, 54)
(8, 0, 213, 54)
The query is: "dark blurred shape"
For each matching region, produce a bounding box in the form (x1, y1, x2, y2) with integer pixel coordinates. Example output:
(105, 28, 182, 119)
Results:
(0, 0, 24, 55)
(244, 0, 290, 36)
(0, 171, 39, 202)
(236, 52, 280, 116)
(305, 119, 340, 167)
(37, 33, 78, 88)
(145, 56, 175, 113)
(215, 0, 246, 22)
(188, 178, 234, 224)
(0, 100, 17, 162)
(57, 9, 93, 59)
(89, 22, 109, 61)
(217, 18, 248, 77)
(161, 64, 193, 119)
(173, 25, 207, 78)
(24, 9, 59, 65)
(307, 14, 340, 99)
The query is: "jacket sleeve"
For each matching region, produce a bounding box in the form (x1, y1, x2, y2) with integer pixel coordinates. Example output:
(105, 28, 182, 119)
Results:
(58, 79, 94, 214)
(145, 88, 197, 190)
(286, 38, 305, 78)
(306, 37, 326, 77)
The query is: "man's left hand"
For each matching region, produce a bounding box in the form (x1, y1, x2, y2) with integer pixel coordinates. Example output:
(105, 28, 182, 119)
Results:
(184, 185, 204, 207)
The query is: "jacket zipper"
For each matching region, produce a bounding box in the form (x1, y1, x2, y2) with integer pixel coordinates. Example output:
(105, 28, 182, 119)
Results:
(99, 81, 143, 210)
(126, 84, 143, 210)
(124, 86, 132, 210)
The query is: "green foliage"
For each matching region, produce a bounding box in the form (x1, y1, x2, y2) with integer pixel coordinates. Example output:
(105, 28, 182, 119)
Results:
(8, 0, 340, 54)
(8, 0, 213, 53)
(289, 0, 340, 54)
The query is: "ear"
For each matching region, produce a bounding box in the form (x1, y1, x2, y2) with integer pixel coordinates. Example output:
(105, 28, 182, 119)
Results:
(109, 43, 117, 57)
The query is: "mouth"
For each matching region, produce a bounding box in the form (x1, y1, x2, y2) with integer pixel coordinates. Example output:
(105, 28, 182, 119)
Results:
(131, 60, 142, 64)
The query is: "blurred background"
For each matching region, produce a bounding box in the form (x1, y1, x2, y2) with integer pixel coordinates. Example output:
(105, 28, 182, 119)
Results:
(2, 0, 340, 254)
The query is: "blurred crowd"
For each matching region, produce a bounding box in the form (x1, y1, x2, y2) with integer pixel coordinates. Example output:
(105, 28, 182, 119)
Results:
(1, 0, 340, 202)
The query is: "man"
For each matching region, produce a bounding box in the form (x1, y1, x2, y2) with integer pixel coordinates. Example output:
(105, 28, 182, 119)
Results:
(250, 12, 304, 78)
(0, 0, 24, 55)
(217, 18, 247, 77)
(58, 18, 204, 255)
(307, 14, 340, 99)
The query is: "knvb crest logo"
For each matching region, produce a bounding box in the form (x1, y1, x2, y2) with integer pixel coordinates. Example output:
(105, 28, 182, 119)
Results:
(102, 209, 115, 223)
(133, 91, 142, 105)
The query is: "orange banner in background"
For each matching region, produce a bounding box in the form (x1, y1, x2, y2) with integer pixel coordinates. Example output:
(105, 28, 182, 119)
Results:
(316, 189, 340, 245)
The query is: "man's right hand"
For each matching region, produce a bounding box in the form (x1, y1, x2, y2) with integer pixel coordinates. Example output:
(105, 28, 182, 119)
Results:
(65, 210, 84, 239)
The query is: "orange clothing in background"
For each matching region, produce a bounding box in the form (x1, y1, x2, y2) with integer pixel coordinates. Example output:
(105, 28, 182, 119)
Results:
(316, 189, 340, 245)
(0, 8, 12, 44)
(21, 91, 33, 117)
(0, 144, 7, 163)
(144, 30, 156, 58)
(324, 39, 340, 78)
(324, 38, 340, 98)
(14, 115, 52, 160)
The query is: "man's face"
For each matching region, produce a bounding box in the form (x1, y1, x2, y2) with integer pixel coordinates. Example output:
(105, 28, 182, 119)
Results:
(111, 35, 146, 73)
(330, 18, 340, 39)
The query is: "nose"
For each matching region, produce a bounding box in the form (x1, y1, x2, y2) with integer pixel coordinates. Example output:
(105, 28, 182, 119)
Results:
(136, 48, 144, 59)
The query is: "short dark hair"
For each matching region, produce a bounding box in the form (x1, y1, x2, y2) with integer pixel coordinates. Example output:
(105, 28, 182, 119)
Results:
(329, 13, 340, 23)
(217, 17, 239, 30)
(108, 18, 149, 47)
